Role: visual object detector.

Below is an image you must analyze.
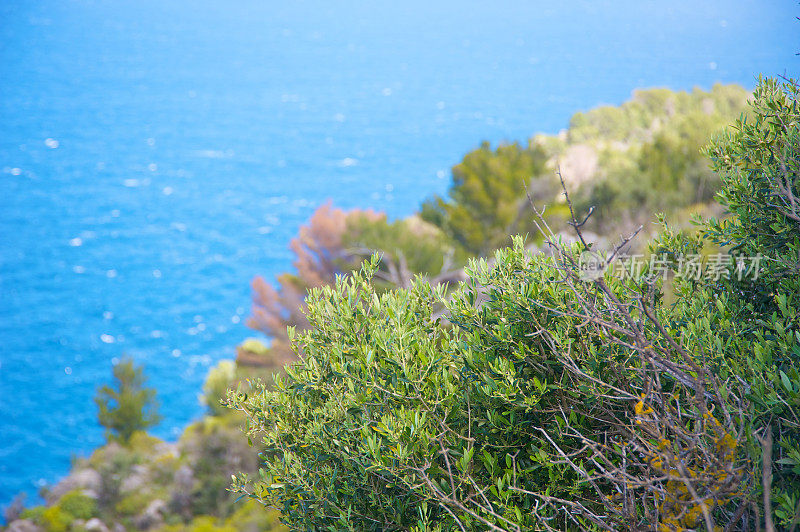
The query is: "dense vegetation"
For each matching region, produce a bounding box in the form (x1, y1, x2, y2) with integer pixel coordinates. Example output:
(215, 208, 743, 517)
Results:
(426, 83, 749, 239)
(229, 78, 798, 530)
(420, 141, 554, 256)
(4, 81, 761, 531)
(247, 83, 749, 369)
(566, 83, 748, 231)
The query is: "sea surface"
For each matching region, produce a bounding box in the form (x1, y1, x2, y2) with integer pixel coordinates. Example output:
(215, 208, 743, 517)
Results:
(0, 0, 795, 509)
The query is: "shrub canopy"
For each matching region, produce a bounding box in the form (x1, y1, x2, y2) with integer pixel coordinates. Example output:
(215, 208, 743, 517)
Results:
(231, 78, 800, 531)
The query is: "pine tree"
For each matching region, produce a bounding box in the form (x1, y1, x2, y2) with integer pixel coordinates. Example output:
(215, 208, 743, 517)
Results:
(95, 357, 161, 444)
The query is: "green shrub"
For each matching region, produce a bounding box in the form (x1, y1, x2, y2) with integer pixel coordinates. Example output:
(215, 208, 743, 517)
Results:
(223, 500, 285, 532)
(239, 339, 269, 356)
(19, 506, 45, 523)
(182, 516, 235, 532)
(57, 490, 97, 521)
(231, 78, 799, 530)
(572, 84, 749, 231)
(114, 491, 151, 517)
(697, 75, 800, 528)
(41, 505, 72, 532)
(181, 418, 259, 519)
(341, 214, 467, 290)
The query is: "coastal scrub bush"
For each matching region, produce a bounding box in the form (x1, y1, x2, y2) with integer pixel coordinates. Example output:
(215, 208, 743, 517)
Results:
(56, 490, 97, 520)
(95, 357, 161, 444)
(567, 84, 747, 145)
(341, 214, 467, 291)
(158, 500, 285, 532)
(23, 490, 98, 532)
(232, 256, 463, 528)
(247, 203, 380, 363)
(40, 505, 72, 532)
(696, 75, 800, 528)
(231, 78, 796, 530)
(176, 415, 261, 519)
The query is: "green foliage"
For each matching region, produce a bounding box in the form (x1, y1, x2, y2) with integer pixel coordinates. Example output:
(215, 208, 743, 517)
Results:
(232, 79, 799, 530)
(18, 506, 44, 523)
(248, 204, 460, 364)
(695, 76, 800, 528)
(162, 515, 235, 532)
(239, 339, 269, 356)
(40, 505, 72, 532)
(633, 77, 800, 526)
(158, 500, 284, 532)
(177, 415, 260, 519)
(14, 409, 285, 532)
(95, 357, 161, 444)
(233, 243, 670, 529)
(114, 491, 152, 517)
(567, 83, 748, 145)
(703, 76, 800, 301)
(25, 490, 98, 532)
(341, 214, 467, 290)
(201, 360, 236, 417)
(248, 203, 382, 363)
(232, 256, 463, 529)
(421, 85, 748, 255)
(421, 141, 551, 256)
(57, 490, 97, 521)
(220, 499, 284, 532)
(572, 84, 750, 230)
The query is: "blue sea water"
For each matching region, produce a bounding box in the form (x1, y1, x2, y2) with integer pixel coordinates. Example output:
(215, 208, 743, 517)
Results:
(0, 0, 795, 509)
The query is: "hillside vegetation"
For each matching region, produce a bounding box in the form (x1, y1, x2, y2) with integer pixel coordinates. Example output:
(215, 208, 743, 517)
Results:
(3, 81, 768, 532)
(231, 77, 799, 530)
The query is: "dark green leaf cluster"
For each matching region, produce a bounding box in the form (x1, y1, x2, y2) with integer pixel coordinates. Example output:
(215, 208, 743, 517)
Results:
(421, 142, 553, 257)
(681, 76, 800, 527)
(703, 76, 800, 308)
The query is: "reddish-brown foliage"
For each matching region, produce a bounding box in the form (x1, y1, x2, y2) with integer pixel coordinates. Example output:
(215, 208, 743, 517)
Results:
(247, 202, 382, 363)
